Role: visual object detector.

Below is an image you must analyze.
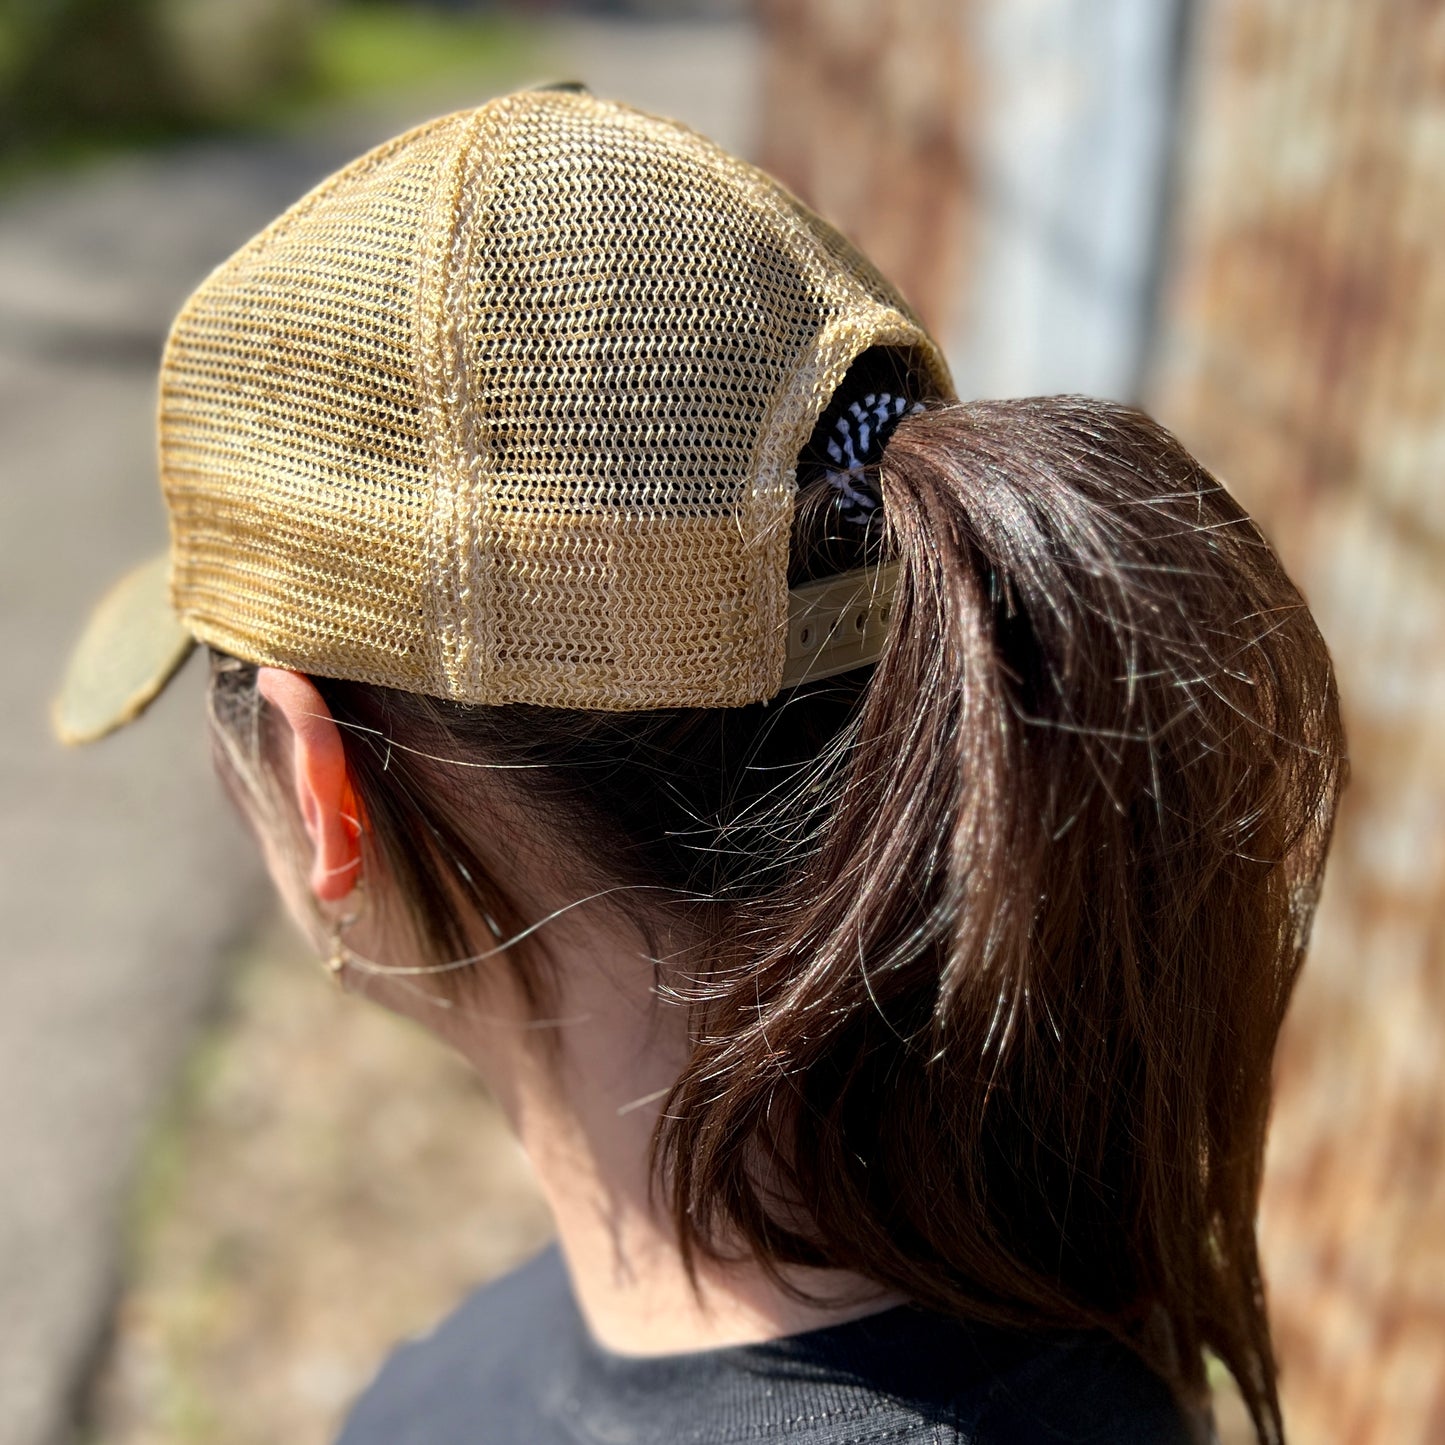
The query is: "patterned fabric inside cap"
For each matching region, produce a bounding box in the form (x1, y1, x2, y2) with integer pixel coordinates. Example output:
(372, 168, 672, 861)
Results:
(789, 347, 937, 586)
(823, 392, 925, 525)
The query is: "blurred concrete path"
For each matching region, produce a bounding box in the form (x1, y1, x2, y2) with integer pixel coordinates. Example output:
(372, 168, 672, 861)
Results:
(0, 18, 754, 1445)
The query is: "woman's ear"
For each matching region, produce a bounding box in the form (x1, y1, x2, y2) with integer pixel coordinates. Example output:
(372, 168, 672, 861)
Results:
(256, 668, 363, 903)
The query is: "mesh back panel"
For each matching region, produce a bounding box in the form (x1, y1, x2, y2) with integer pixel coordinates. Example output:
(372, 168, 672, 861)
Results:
(160, 92, 951, 709)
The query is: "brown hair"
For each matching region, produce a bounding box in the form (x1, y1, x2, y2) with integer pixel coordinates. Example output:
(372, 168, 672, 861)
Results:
(210, 385, 1345, 1445)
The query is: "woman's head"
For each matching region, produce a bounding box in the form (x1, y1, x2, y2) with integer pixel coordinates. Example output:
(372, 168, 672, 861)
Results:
(54, 90, 1344, 1445)
(210, 386, 1342, 1445)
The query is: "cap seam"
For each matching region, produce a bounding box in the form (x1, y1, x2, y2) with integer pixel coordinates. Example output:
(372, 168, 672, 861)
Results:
(418, 102, 502, 701)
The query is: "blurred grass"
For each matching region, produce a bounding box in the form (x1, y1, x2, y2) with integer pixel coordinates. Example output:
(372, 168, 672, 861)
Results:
(311, 3, 534, 104)
(0, 1, 536, 188)
(81, 914, 551, 1445)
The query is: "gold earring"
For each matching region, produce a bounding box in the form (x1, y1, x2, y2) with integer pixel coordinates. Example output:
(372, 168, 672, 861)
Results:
(324, 879, 365, 985)
(325, 925, 347, 982)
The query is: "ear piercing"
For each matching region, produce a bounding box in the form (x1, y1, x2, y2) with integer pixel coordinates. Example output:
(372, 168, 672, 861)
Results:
(324, 879, 365, 985)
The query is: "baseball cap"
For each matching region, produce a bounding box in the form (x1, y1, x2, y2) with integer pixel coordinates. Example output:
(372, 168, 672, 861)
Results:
(53, 87, 953, 745)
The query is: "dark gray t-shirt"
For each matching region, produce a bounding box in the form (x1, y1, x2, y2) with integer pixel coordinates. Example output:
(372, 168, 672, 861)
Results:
(336, 1245, 1201, 1444)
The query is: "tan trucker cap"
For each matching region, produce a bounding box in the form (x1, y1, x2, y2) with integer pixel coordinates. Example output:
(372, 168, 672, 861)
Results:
(54, 87, 953, 745)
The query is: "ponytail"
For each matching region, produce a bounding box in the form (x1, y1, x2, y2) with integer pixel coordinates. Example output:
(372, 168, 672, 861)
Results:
(657, 396, 1344, 1445)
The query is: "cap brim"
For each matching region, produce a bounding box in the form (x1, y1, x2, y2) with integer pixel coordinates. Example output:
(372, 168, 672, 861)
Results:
(52, 552, 197, 746)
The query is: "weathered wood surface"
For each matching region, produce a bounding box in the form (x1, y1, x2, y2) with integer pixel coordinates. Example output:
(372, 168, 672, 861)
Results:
(757, 0, 1185, 400)
(1152, 4, 1445, 1438)
(760, 2, 1445, 1439)
(754, 0, 974, 341)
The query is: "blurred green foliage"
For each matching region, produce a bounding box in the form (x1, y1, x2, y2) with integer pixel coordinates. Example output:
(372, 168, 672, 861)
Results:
(315, 2, 532, 101)
(0, 1, 531, 174)
(0, 0, 325, 156)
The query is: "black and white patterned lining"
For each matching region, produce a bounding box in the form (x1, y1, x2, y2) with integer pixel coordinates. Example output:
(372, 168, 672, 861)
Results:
(823, 392, 925, 525)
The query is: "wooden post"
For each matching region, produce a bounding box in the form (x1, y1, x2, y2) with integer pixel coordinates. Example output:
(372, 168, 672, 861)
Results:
(1153, 4, 1445, 1436)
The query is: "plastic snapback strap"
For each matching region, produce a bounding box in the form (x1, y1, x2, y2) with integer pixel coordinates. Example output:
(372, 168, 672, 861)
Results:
(782, 562, 898, 688)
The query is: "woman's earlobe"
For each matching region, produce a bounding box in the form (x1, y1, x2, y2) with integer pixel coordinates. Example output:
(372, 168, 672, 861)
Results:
(256, 668, 362, 903)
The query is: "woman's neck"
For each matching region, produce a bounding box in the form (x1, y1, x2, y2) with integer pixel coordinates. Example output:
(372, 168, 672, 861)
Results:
(446, 915, 900, 1356)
